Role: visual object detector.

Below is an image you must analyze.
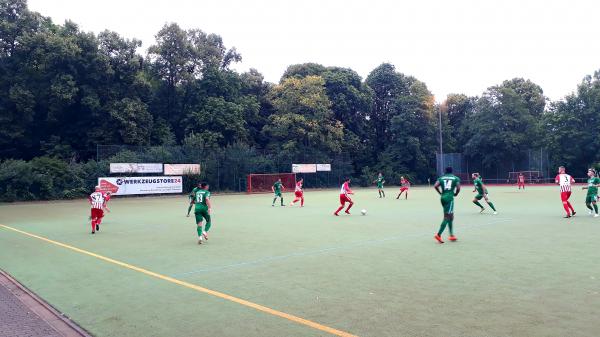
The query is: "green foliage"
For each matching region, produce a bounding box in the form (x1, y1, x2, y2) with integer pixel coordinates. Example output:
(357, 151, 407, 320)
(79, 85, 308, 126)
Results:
(2, 1, 600, 200)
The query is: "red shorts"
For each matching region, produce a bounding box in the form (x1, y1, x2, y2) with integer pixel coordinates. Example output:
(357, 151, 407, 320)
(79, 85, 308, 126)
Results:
(339, 194, 352, 204)
(518, 182, 525, 186)
(295, 191, 303, 198)
(91, 208, 104, 219)
(560, 191, 572, 201)
(400, 187, 409, 192)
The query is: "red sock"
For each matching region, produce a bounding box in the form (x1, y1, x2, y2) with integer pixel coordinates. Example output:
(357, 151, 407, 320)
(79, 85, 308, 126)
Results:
(562, 203, 571, 215)
(300, 198, 304, 206)
(345, 203, 354, 212)
(567, 202, 575, 213)
(91, 219, 96, 231)
(334, 205, 344, 214)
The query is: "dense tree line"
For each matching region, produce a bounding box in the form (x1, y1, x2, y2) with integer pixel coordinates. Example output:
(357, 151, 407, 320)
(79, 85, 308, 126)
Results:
(1, 0, 600, 200)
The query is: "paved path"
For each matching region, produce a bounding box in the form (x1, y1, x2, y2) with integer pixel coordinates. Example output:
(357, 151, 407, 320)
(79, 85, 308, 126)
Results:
(0, 271, 90, 337)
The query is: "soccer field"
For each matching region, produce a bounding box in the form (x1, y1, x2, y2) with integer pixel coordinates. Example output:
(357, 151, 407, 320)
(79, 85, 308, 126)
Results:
(0, 186, 598, 337)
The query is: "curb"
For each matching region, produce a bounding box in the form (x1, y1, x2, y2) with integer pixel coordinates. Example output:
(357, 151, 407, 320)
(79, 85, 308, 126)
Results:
(0, 269, 92, 337)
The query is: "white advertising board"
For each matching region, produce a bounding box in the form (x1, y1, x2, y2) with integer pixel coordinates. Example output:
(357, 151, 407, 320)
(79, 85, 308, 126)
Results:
(109, 163, 163, 174)
(292, 164, 317, 173)
(98, 176, 182, 195)
(164, 164, 201, 175)
(316, 164, 331, 172)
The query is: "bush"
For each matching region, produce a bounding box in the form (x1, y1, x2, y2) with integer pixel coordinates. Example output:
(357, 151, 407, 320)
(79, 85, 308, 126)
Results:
(0, 157, 109, 202)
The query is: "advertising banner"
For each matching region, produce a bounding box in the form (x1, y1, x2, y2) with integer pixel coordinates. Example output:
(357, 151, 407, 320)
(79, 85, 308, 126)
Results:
(98, 176, 182, 195)
(164, 164, 201, 175)
(316, 164, 331, 172)
(292, 164, 317, 173)
(109, 163, 163, 174)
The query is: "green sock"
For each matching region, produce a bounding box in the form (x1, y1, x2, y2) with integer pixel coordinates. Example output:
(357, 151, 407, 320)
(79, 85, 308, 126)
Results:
(197, 224, 203, 236)
(437, 219, 448, 236)
(204, 214, 212, 232)
(281, 198, 284, 206)
(187, 203, 193, 215)
(586, 203, 593, 210)
(447, 219, 454, 236)
(487, 202, 497, 211)
(594, 204, 598, 214)
(382, 190, 385, 197)
(272, 198, 277, 205)
(473, 201, 484, 209)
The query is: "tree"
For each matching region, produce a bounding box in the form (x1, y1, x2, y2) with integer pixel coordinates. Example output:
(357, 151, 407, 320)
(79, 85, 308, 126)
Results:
(463, 84, 539, 167)
(263, 76, 344, 154)
(543, 71, 600, 173)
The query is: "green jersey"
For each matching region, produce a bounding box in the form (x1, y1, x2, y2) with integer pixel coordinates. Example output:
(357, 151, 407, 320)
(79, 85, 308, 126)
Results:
(193, 189, 210, 209)
(473, 178, 485, 195)
(376, 176, 385, 188)
(437, 174, 461, 198)
(273, 181, 282, 193)
(586, 177, 600, 196)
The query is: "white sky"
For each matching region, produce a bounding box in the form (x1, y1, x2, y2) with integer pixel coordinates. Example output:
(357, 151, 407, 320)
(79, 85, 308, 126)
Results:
(29, 0, 600, 102)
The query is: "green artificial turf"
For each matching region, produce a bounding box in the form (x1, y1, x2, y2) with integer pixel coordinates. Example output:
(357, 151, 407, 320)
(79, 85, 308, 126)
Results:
(1, 186, 598, 337)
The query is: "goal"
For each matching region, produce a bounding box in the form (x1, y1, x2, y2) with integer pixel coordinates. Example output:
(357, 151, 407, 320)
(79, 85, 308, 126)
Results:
(508, 171, 542, 184)
(247, 173, 296, 193)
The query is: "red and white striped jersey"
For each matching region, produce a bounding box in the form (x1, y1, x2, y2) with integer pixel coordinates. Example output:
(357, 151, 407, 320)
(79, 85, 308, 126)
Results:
(295, 182, 303, 192)
(340, 182, 352, 196)
(555, 174, 574, 192)
(89, 192, 105, 209)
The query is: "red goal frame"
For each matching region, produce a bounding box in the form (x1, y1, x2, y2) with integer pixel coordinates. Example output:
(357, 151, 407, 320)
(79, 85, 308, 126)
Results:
(247, 173, 296, 193)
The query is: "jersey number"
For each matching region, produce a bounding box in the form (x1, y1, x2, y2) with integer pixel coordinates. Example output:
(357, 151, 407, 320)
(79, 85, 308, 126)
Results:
(196, 194, 204, 203)
(443, 179, 453, 190)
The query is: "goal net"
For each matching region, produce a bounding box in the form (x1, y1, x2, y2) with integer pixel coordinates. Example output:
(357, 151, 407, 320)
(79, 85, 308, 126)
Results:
(247, 173, 296, 193)
(508, 171, 542, 183)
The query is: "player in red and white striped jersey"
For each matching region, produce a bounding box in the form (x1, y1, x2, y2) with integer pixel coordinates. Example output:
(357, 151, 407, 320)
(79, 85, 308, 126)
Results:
(88, 186, 105, 234)
(96, 191, 111, 227)
(290, 178, 304, 207)
(555, 166, 576, 218)
(334, 178, 354, 215)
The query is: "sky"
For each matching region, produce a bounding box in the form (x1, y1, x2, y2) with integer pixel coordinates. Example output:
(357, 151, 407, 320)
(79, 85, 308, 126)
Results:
(28, 0, 600, 102)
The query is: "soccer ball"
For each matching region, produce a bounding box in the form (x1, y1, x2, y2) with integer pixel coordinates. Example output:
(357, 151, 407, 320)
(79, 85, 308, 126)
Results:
(361, 209, 367, 215)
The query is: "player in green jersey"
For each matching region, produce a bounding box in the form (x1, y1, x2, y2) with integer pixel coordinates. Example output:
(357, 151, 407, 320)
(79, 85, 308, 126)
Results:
(272, 178, 286, 206)
(373, 173, 385, 198)
(471, 173, 498, 214)
(582, 168, 600, 217)
(186, 182, 201, 217)
(433, 167, 461, 243)
(192, 182, 212, 244)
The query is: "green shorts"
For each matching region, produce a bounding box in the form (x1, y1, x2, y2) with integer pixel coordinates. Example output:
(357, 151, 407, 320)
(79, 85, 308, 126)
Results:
(194, 206, 210, 224)
(474, 193, 485, 200)
(274, 191, 282, 197)
(377, 184, 383, 189)
(441, 196, 455, 214)
(585, 195, 597, 204)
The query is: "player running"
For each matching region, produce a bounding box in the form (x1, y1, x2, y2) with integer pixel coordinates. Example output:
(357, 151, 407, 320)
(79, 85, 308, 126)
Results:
(290, 178, 304, 207)
(518, 172, 526, 190)
(272, 178, 286, 206)
(555, 166, 576, 218)
(96, 191, 111, 227)
(88, 186, 105, 234)
(373, 173, 385, 198)
(396, 176, 410, 200)
(471, 173, 498, 214)
(192, 182, 212, 244)
(434, 167, 461, 243)
(334, 178, 354, 216)
(187, 182, 201, 217)
(582, 168, 600, 217)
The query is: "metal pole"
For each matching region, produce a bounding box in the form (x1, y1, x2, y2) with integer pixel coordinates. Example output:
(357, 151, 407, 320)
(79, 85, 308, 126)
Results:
(438, 107, 444, 173)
